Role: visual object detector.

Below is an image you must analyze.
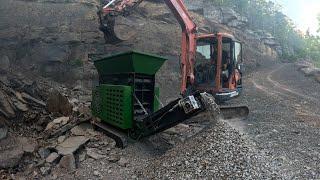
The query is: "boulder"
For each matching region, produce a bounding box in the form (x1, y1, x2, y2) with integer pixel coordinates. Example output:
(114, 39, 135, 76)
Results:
(221, 7, 248, 28)
(300, 67, 320, 76)
(56, 136, 89, 155)
(58, 154, 76, 172)
(47, 90, 72, 116)
(45, 117, 70, 131)
(0, 135, 24, 168)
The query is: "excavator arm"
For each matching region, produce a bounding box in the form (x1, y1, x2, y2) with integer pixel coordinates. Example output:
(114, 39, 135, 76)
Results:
(99, 0, 198, 95)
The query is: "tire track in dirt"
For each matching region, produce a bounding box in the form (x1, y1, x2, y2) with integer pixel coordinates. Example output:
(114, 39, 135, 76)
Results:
(251, 63, 320, 124)
(266, 64, 318, 102)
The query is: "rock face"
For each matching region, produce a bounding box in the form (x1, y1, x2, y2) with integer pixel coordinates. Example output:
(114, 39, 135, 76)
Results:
(184, 0, 248, 28)
(0, 0, 280, 92)
(0, 0, 102, 84)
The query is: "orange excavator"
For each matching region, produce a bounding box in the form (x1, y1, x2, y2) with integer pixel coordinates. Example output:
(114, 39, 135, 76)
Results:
(92, 0, 249, 146)
(98, 0, 245, 102)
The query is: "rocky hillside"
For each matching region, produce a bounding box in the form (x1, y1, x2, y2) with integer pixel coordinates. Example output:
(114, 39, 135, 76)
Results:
(0, 0, 280, 96)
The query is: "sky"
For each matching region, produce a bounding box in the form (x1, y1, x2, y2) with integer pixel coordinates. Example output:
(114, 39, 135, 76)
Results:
(274, 0, 320, 35)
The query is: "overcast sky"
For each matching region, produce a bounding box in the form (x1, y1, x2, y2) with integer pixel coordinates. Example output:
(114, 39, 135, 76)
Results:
(274, 0, 320, 35)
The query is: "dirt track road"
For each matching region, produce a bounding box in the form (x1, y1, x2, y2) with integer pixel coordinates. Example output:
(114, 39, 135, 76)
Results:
(229, 61, 320, 179)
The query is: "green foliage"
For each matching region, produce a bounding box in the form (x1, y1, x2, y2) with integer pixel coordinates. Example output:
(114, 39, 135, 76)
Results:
(318, 14, 320, 33)
(209, 0, 320, 63)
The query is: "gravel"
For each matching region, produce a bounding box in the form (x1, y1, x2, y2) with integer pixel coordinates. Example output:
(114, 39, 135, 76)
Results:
(71, 61, 320, 179)
(140, 120, 280, 179)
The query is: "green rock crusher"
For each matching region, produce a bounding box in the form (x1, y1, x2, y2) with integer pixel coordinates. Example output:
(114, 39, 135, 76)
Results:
(92, 51, 165, 130)
(91, 51, 212, 147)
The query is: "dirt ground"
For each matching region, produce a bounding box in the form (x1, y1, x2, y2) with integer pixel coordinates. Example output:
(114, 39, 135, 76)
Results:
(229, 60, 320, 179)
(42, 60, 320, 179)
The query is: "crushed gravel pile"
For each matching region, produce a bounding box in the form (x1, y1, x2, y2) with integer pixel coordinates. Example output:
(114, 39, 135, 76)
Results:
(142, 120, 281, 179)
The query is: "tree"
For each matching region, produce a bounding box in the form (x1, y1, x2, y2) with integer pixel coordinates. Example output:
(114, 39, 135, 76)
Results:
(208, 0, 307, 60)
(318, 14, 320, 33)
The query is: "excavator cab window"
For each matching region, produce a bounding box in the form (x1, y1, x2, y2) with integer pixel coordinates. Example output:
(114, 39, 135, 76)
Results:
(195, 38, 216, 86)
(234, 41, 243, 73)
(221, 38, 233, 87)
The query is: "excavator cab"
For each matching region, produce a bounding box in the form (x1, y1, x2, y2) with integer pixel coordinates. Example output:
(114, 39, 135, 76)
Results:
(194, 34, 243, 102)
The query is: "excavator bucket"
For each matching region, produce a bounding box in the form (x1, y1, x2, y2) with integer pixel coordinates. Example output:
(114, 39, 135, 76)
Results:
(98, 11, 123, 44)
(220, 106, 249, 121)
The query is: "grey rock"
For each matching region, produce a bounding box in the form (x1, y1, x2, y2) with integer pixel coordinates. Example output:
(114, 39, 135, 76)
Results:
(70, 125, 86, 136)
(21, 92, 46, 107)
(59, 154, 76, 172)
(45, 117, 70, 131)
(57, 135, 66, 143)
(71, 123, 94, 136)
(19, 137, 38, 153)
(56, 136, 89, 155)
(40, 166, 51, 176)
(93, 170, 101, 177)
(13, 101, 28, 112)
(46, 90, 73, 116)
(79, 150, 87, 162)
(46, 152, 60, 163)
(0, 56, 10, 70)
(0, 90, 16, 119)
(38, 147, 51, 159)
(86, 148, 105, 160)
(0, 135, 24, 168)
(118, 157, 129, 167)
(0, 121, 8, 140)
(108, 154, 120, 163)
